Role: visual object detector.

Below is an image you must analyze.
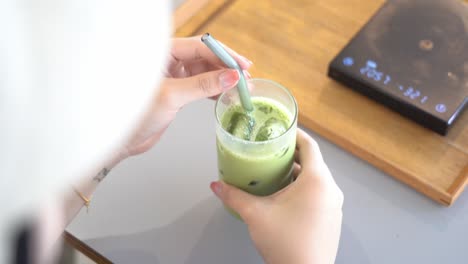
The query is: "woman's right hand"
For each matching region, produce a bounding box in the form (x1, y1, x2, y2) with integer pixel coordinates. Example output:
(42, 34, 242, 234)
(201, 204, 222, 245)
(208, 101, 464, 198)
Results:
(210, 128, 344, 264)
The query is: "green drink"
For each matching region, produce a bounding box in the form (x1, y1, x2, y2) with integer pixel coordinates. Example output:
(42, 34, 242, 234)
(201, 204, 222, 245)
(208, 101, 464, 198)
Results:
(215, 79, 298, 212)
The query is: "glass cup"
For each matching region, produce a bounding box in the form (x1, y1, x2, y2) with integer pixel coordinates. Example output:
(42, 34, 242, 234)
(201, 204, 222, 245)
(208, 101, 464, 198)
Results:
(215, 78, 298, 212)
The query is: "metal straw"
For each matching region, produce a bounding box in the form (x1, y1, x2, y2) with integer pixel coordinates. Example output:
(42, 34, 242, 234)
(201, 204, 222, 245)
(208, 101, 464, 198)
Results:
(201, 33, 253, 112)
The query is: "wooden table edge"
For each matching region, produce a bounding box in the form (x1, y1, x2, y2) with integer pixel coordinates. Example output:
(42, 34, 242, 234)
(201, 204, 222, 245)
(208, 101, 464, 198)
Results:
(448, 165, 468, 202)
(174, 0, 233, 37)
(64, 231, 112, 264)
(174, 0, 214, 29)
(299, 115, 461, 206)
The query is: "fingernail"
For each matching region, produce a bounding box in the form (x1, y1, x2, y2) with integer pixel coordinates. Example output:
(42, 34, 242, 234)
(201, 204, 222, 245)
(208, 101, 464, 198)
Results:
(210, 181, 222, 197)
(240, 55, 253, 66)
(243, 70, 252, 79)
(219, 70, 240, 90)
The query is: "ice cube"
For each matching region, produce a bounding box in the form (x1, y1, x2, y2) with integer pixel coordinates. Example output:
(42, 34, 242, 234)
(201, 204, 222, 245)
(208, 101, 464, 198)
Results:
(255, 117, 287, 141)
(257, 105, 273, 114)
(227, 112, 255, 140)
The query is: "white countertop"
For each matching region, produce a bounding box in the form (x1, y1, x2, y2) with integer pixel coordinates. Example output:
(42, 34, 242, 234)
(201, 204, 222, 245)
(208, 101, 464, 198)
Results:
(67, 100, 468, 264)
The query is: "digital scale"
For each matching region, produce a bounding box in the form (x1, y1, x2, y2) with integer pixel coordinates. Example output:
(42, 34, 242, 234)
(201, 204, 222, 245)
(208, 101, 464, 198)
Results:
(328, 0, 468, 135)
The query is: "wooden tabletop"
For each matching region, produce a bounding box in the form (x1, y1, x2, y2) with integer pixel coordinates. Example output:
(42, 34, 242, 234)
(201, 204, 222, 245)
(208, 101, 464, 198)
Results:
(175, 0, 468, 205)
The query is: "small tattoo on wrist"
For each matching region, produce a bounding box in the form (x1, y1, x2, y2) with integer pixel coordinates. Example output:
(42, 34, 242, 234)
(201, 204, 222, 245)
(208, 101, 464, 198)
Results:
(94, 167, 110, 182)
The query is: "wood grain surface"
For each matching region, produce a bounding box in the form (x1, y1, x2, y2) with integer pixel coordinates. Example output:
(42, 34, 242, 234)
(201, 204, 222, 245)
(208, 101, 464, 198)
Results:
(173, 0, 219, 30)
(175, 0, 468, 205)
(64, 231, 112, 264)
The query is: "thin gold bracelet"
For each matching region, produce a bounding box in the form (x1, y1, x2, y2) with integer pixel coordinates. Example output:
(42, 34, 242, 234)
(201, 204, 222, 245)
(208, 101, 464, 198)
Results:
(73, 187, 91, 213)
(72, 167, 111, 213)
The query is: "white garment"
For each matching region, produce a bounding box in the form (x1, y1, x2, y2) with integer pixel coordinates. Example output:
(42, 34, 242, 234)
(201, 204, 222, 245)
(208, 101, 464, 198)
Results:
(0, 0, 170, 262)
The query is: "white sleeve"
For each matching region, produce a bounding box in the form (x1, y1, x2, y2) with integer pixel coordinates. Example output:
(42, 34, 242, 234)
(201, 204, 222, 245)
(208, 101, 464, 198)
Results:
(0, 1, 171, 263)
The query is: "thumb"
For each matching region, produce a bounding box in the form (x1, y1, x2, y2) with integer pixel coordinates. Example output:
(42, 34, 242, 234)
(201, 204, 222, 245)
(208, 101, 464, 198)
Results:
(164, 69, 240, 108)
(210, 181, 260, 221)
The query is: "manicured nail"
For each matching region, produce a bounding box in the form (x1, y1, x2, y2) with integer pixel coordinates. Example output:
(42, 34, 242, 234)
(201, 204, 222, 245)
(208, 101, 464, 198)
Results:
(219, 70, 240, 90)
(240, 55, 253, 66)
(210, 181, 222, 197)
(243, 70, 252, 79)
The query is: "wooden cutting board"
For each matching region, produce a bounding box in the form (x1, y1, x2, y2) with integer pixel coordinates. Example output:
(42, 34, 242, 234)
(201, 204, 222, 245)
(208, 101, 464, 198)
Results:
(174, 0, 468, 206)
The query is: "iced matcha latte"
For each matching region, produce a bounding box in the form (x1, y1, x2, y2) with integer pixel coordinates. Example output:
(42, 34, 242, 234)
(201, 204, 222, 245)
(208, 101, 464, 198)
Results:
(215, 79, 298, 199)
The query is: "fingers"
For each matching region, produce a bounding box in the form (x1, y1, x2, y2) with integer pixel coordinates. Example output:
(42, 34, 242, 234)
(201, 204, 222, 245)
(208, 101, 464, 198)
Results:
(295, 128, 324, 170)
(292, 162, 301, 181)
(171, 36, 253, 70)
(210, 181, 260, 222)
(294, 128, 338, 185)
(183, 60, 252, 80)
(182, 60, 223, 77)
(161, 69, 240, 108)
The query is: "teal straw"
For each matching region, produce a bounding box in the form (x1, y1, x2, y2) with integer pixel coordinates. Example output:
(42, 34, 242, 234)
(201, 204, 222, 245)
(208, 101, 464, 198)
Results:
(201, 33, 253, 112)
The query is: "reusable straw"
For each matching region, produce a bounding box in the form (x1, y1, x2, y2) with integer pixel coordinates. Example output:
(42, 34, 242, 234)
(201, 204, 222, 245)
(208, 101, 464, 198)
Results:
(201, 33, 253, 112)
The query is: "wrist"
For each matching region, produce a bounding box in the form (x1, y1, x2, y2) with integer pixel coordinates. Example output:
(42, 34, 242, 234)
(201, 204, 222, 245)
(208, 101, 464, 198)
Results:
(265, 255, 314, 264)
(71, 147, 126, 205)
(111, 146, 130, 167)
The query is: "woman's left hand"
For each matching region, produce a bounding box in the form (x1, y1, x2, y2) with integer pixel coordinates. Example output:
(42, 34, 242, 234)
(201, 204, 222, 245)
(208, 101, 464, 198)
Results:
(123, 36, 252, 157)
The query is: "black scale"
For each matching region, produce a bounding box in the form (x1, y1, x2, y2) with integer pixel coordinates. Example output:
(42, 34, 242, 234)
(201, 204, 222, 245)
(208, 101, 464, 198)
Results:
(328, 0, 468, 135)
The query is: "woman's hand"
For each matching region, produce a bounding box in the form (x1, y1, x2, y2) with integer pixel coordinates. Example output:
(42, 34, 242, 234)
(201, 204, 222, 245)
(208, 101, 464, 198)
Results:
(210, 128, 344, 264)
(124, 36, 252, 157)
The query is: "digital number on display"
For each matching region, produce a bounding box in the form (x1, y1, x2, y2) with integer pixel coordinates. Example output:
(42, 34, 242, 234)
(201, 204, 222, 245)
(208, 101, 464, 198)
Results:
(342, 57, 447, 113)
